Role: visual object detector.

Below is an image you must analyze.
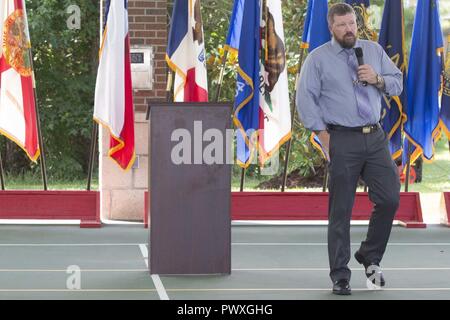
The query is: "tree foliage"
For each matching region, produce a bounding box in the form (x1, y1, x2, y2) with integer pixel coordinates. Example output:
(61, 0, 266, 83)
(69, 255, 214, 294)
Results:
(0, 0, 430, 186)
(0, 0, 99, 181)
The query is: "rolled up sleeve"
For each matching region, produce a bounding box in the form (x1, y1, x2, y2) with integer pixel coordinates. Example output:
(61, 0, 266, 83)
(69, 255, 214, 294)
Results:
(296, 54, 326, 131)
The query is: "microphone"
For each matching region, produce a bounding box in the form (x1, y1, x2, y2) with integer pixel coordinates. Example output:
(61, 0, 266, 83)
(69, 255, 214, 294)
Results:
(354, 47, 368, 87)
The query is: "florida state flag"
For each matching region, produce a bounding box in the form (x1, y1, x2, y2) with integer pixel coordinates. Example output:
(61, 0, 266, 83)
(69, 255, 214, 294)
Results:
(0, 0, 40, 161)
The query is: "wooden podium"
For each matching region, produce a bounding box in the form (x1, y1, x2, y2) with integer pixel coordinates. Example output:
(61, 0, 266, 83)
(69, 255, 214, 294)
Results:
(148, 102, 232, 275)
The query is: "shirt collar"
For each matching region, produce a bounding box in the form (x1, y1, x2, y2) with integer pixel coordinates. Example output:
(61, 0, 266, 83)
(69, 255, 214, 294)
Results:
(331, 38, 362, 56)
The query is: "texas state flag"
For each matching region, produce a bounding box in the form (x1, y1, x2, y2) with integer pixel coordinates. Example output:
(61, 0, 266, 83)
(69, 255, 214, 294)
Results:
(166, 0, 208, 102)
(94, 0, 135, 170)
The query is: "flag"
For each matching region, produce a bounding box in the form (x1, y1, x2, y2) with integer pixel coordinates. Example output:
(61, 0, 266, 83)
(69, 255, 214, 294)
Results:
(0, 0, 39, 161)
(441, 35, 450, 140)
(166, 0, 208, 102)
(301, 0, 330, 52)
(94, 0, 135, 170)
(378, 0, 407, 160)
(404, 0, 443, 165)
(300, 0, 330, 159)
(258, 0, 291, 165)
(226, 0, 260, 168)
(344, 0, 377, 41)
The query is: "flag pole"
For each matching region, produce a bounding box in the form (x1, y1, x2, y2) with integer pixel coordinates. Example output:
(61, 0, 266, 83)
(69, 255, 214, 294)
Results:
(87, 122, 98, 191)
(87, 0, 104, 191)
(166, 70, 174, 102)
(0, 146, 5, 190)
(404, 142, 412, 192)
(214, 51, 229, 102)
(281, 47, 305, 192)
(322, 166, 328, 192)
(239, 168, 245, 192)
(28, 64, 48, 191)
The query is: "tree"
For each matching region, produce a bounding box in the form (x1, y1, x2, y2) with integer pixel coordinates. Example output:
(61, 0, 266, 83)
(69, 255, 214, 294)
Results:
(0, 0, 100, 181)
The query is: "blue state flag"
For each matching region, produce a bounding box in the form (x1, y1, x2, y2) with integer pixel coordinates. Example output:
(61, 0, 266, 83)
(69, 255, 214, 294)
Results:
(301, 0, 330, 52)
(441, 35, 450, 140)
(226, 0, 261, 168)
(378, 0, 407, 160)
(404, 0, 443, 165)
(299, 0, 331, 159)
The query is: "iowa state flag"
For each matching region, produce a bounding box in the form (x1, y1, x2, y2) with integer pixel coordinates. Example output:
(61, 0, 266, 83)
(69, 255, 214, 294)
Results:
(404, 0, 443, 164)
(258, 0, 291, 165)
(378, 0, 408, 160)
(441, 35, 450, 140)
(0, 0, 39, 161)
(94, 0, 135, 170)
(166, 0, 208, 102)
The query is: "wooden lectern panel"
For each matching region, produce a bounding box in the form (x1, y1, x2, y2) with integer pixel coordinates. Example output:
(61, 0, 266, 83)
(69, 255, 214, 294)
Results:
(149, 102, 232, 275)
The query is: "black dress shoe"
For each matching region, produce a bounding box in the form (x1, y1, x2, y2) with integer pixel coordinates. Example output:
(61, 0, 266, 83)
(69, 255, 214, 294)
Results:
(354, 251, 386, 287)
(332, 279, 352, 295)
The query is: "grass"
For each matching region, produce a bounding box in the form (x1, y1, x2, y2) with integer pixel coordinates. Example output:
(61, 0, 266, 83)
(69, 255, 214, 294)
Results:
(2, 136, 449, 193)
(1, 175, 98, 191)
(231, 136, 450, 193)
(405, 136, 450, 193)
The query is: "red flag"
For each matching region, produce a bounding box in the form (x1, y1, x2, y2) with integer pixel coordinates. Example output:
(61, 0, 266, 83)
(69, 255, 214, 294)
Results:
(94, 0, 135, 170)
(0, 0, 39, 161)
(166, 0, 208, 102)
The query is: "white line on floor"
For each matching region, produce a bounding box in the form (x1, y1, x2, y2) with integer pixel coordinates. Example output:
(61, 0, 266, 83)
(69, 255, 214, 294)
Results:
(0, 243, 142, 247)
(0, 289, 157, 292)
(1, 287, 450, 293)
(138, 244, 149, 267)
(232, 243, 450, 246)
(1, 242, 450, 247)
(163, 287, 450, 292)
(0, 267, 450, 273)
(0, 269, 148, 272)
(151, 275, 169, 300)
(138, 244, 169, 300)
(232, 267, 450, 271)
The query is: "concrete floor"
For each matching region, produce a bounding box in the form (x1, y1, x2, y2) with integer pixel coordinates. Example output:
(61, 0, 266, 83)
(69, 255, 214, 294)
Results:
(0, 224, 449, 300)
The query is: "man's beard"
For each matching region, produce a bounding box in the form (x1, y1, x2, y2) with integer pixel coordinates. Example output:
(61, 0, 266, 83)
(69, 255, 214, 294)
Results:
(334, 31, 357, 49)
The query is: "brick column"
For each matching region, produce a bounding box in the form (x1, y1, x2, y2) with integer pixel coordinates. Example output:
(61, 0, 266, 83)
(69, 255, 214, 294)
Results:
(100, 0, 167, 221)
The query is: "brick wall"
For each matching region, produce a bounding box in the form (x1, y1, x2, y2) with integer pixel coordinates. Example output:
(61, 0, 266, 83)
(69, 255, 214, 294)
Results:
(128, 0, 168, 111)
(100, 0, 167, 221)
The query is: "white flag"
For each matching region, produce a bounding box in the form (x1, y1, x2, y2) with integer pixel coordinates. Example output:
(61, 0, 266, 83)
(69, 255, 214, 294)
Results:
(258, 0, 291, 165)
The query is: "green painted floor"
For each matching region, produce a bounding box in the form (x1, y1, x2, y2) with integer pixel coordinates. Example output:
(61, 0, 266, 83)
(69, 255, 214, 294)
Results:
(0, 224, 449, 300)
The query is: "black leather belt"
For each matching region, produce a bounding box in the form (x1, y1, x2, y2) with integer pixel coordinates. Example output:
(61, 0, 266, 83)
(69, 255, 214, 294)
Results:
(327, 123, 381, 134)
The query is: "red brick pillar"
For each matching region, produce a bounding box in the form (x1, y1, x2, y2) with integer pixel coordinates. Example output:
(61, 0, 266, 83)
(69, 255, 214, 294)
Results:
(128, 0, 167, 111)
(100, 0, 167, 221)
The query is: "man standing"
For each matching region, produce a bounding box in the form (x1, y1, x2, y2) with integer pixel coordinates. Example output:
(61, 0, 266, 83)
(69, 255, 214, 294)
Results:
(296, 3, 403, 295)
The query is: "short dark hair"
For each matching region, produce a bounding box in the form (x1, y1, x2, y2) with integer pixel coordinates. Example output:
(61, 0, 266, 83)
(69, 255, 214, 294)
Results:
(327, 3, 356, 26)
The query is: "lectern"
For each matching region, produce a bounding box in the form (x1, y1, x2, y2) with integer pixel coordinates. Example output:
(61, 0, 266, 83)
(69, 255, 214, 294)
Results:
(148, 102, 232, 275)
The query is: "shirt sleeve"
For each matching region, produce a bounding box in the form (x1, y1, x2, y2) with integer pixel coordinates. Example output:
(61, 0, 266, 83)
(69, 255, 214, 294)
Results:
(378, 44, 403, 97)
(295, 54, 326, 131)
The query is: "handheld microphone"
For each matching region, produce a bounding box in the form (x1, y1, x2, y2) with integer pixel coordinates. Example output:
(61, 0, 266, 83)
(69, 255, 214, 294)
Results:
(354, 47, 368, 87)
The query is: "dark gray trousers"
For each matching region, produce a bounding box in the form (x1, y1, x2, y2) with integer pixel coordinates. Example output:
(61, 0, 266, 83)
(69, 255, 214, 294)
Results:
(328, 128, 400, 283)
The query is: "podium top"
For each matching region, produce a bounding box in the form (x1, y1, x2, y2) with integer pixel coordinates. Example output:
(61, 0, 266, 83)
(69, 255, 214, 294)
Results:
(146, 102, 232, 120)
